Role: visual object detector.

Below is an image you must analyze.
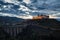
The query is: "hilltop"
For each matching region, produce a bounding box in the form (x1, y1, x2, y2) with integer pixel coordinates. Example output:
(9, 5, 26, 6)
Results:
(28, 19, 60, 29)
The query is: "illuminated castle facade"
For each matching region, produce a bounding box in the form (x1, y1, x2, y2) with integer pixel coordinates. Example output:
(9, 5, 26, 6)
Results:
(32, 14, 49, 20)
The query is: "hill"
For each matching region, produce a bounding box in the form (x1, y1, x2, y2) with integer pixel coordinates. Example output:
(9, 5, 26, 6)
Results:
(0, 16, 24, 23)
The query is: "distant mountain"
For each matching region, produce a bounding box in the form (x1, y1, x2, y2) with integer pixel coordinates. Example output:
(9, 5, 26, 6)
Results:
(0, 16, 24, 23)
(56, 19, 60, 21)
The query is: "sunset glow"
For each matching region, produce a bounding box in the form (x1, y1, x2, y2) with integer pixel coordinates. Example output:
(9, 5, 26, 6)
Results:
(49, 15, 60, 19)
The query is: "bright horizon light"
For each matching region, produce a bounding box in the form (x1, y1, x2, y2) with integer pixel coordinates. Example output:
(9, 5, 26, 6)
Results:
(0, 12, 60, 19)
(0, 12, 33, 19)
(49, 15, 60, 19)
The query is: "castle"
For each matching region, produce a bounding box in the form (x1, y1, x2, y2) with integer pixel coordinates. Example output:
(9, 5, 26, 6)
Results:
(32, 14, 49, 20)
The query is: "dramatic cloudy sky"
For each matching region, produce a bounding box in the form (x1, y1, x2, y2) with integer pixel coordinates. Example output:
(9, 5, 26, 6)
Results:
(0, 0, 60, 19)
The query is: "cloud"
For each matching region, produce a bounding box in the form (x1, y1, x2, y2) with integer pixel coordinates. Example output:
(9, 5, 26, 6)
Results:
(23, 0, 31, 4)
(52, 13, 60, 17)
(0, 12, 33, 19)
(0, 0, 60, 19)
(4, 0, 13, 3)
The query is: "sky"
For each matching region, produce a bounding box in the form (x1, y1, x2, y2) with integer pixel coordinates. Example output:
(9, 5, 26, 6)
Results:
(0, 0, 60, 19)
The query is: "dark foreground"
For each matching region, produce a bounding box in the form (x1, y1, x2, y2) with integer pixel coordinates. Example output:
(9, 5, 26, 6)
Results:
(0, 17, 60, 40)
